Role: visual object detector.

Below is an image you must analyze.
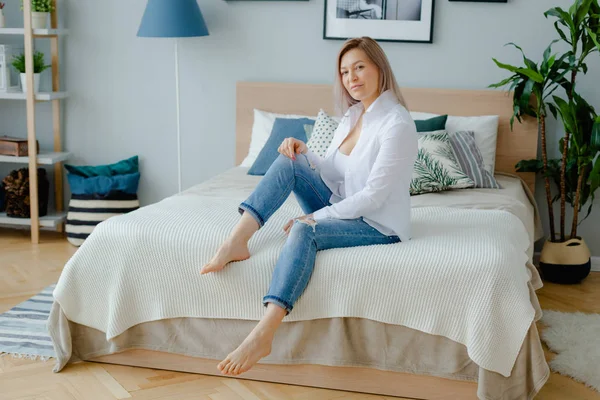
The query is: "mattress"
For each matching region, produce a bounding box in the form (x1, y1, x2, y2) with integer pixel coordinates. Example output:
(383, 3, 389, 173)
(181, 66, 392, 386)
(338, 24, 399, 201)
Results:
(48, 168, 549, 399)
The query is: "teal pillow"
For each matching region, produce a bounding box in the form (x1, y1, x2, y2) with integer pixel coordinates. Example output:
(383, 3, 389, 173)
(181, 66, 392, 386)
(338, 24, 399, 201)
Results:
(415, 115, 447, 132)
(67, 172, 141, 195)
(65, 155, 139, 177)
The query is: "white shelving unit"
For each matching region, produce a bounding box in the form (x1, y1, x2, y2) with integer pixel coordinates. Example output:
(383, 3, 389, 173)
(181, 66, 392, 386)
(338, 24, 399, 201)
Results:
(0, 151, 70, 164)
(0, 27, 68, 36)
(0, 0, 69, 243)
(0, 91, 68, 100)
(0, 211, 66, 228)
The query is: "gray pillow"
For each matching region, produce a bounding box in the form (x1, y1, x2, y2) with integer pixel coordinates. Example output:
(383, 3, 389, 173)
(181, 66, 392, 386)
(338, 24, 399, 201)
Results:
(447, 130, 501, 189)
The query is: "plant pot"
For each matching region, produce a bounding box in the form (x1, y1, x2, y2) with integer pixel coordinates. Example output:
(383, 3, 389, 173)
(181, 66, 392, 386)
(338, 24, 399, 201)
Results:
(31, 12, 48, 29)
(0, 10, 6, 28)
(539, 238, 591, 284)
(20, 73, 40, 93)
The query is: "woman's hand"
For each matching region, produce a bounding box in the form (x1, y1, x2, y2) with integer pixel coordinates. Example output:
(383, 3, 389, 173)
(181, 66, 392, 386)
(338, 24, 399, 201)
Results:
(283, 214, 315, 235)
(278, 137, 307, 160)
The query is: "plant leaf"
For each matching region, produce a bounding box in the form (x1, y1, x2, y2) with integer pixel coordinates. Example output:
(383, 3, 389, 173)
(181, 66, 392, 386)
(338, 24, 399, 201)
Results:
(516, 67, 544, 83)
(548, 102, 559, 120)
(576, 0, 593, 26)
(554, 21, 572, 44)
(488, 75, 517, 89)
(591, 117, 600, 151)
(519, 79, 536, 113)
(541, 40, 559, 76)
(588, 27, 600, 52)
(491, 58, 520, 74)
(553, 95, 577, 135)
(505, 42, 539, 71)
(545, 7, 575, 33)
(587, 156, 600, 201)
(515, 159, 543, 173)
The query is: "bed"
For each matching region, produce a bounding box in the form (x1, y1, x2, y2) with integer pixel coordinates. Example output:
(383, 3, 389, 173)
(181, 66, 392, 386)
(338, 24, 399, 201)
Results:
(48, 82, 550, 400)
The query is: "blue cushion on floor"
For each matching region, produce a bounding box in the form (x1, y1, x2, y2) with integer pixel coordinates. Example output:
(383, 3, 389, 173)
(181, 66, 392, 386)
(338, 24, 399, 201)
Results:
(248, 118, 314, 176)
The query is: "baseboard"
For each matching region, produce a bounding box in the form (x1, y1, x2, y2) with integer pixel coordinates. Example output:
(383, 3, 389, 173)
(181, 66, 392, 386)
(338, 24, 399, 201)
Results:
(533, 252, 600, 272)
(593, 257, 600, 272)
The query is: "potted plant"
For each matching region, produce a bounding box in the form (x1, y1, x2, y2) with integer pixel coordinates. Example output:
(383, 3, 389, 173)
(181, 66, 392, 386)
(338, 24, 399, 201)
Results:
(11, 51, 51, 92)
(0, 3, 6, 29)
(489, 0, 600, 284)
(21, 0, 55, 29)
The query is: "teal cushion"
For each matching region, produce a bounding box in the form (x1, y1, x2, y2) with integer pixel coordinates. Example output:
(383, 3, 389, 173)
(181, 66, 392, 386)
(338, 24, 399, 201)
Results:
(67, 172, 141, 195)
(415, 115, 448, 132)
(65, 155, 139, 177)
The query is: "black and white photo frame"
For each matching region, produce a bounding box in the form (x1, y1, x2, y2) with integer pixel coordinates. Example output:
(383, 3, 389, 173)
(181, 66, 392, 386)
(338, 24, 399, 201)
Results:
(323, 0, 435, 43)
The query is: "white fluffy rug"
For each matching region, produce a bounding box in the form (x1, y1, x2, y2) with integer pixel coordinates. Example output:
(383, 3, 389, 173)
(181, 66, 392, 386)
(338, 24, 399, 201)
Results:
(540, 310, 600, 392)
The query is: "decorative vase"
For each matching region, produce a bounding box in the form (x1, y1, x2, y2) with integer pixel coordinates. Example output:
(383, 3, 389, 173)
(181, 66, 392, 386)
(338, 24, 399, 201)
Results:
(31, 12, 48, 29)
(539, 238, 591, 284)
(20, 73, 40, 93)
(0, 10, 6, 29)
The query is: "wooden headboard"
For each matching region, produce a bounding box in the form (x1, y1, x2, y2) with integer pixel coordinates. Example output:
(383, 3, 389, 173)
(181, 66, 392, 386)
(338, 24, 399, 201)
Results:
(235, 81, 538, 194)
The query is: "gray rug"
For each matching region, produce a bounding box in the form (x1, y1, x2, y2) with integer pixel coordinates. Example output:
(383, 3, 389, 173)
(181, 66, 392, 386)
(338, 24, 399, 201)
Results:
(0, 284, 55, 361)
(541, 309, 600, 392)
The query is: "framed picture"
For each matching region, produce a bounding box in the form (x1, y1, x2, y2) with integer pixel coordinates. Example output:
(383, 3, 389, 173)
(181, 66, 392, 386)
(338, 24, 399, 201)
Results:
(323, 0, 435, 43)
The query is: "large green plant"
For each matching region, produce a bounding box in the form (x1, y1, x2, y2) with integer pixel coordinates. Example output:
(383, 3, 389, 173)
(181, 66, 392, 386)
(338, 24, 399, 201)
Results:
(489, 0, 600, 243)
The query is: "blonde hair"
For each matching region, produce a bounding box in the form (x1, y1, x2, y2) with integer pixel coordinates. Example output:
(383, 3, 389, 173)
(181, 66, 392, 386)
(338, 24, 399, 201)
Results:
(334, 37, 407, 116)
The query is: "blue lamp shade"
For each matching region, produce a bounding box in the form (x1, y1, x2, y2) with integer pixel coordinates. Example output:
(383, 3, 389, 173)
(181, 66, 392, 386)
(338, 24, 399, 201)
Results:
(137, 0, 209, 38)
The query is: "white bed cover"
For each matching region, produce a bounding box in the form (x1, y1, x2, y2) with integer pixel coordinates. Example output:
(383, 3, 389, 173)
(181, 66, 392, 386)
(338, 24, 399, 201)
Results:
(52, 167, 544, 378)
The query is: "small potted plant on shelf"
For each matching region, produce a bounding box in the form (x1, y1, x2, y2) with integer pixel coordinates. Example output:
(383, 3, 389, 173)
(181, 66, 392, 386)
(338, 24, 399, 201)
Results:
(21, 0, 55, 29)
(11, 51, 51, 92)
(0, 3, 6, 29)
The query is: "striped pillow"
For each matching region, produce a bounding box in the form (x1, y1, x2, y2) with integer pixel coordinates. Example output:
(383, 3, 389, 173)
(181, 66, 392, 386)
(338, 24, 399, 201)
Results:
(66, 192, 140, 246)
(447, 130, 501, 189)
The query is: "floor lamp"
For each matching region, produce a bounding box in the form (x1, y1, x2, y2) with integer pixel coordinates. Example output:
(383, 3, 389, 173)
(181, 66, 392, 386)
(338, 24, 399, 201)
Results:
(137, 0, 209, 193)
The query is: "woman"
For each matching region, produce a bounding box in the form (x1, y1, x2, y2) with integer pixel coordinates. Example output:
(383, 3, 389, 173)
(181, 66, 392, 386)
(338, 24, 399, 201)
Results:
(201, 36, 418, 376)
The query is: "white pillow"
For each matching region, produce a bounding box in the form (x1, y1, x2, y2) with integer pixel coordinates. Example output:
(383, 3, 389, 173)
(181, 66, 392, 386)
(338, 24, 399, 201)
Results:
(410, 111, 499, 175)
(239, 109, 316, 167)
(307, 109, 339, 159)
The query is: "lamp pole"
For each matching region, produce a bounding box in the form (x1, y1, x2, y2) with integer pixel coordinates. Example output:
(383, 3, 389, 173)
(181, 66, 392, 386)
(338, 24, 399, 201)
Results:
(136, 0, 209, 195)
(175, 38, 182, 193)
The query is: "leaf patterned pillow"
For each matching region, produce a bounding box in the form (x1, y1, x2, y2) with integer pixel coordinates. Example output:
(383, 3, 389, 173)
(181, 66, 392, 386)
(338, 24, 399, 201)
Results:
(410, 130, 475, 195)
(307, 109, 339, 159)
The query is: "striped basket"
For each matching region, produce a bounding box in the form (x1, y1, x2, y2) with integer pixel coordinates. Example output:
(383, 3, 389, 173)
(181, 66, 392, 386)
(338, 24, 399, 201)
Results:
(66, 191, 140, 246)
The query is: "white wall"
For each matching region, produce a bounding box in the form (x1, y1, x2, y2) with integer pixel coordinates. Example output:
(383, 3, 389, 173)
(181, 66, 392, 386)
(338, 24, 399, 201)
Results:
(1, 0, 599, 253)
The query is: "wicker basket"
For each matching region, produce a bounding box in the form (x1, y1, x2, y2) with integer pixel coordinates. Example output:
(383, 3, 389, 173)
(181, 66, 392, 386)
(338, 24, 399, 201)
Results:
(2, 168, 49, 218)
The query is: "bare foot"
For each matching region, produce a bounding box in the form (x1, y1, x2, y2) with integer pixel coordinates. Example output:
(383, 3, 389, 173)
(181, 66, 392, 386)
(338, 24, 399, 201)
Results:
(200, 238, 250, 274)
(217, 329, 273, 376)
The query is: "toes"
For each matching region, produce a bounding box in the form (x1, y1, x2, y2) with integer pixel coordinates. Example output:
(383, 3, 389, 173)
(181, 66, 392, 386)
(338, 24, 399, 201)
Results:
(239, 361, 251, 375)
(232, 364, 242, 376)
(226, 362, 237, 375)
(217, 358, 230, 372)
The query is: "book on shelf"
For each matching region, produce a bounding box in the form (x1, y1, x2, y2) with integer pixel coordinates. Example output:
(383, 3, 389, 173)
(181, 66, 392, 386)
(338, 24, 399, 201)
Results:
(0, 135, 39, 157)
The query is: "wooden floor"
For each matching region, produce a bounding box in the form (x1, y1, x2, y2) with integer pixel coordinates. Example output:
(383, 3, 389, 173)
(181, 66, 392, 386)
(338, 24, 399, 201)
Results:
(1, 229, 599, 400)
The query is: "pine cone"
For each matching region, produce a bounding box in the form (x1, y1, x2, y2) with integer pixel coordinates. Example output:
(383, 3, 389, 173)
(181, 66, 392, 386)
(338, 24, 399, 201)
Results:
(2, 168, 49, 218)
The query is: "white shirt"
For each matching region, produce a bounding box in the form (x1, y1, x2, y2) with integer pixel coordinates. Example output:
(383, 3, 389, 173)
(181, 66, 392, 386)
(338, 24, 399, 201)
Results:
(307, 90, 418, 241)
(321, 149, 349, 203)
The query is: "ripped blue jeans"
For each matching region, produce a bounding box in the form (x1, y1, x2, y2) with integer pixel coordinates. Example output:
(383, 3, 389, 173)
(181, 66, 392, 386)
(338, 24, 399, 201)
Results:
(239, 154, 400, 315)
